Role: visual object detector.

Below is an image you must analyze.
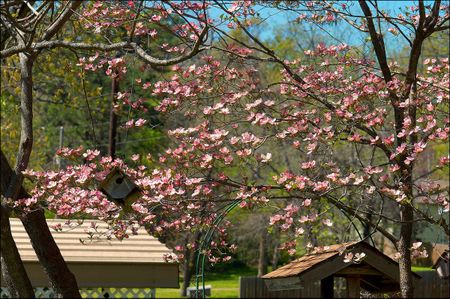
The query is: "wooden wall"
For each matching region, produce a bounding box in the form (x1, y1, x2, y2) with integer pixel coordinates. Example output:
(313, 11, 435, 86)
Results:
(240, 272, 449, 298)
(413, 271, 449, 298)
(239, 276, 320, 298)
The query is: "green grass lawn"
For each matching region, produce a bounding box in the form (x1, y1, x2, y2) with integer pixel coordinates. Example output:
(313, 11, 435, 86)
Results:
(412, 266, 435, 272)
(155, 266, 257, 298)
(155, 265, 436, 298)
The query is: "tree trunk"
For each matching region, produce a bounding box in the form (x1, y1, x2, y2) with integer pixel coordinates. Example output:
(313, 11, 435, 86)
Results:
(271, 233, 280, 270)
(180, 232, 201, 296)
(21, 210, 81, 298)
(108, 73, 119, 158)
(1, 52, 81, 298)
(1, 150, 82, 298)
(0, 52, 36, 298)
(257, 227, 268, 277)
(1, 205, 35, 298)
(397, 204, 414, 298)
(180, 249, 192, 297)
(363, 208, 373, 239)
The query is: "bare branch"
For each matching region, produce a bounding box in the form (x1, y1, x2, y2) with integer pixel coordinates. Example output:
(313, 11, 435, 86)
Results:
(131, 25, 209, 66)
(327, 195, 399, 246)
(358, 0, 392, 83)
(41, 1, 81, 41)
(1, 26, 209, 66)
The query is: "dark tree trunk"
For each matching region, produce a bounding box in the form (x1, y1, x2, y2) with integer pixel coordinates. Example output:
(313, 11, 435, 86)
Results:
(397, 205, 414, 298)
(363, 209, 373, 239)
(307, 224, 318, 247)
(20, 210, 81, 298)
(0, 52, 36, 298)
(1, 205, 35, 298)
(271, 233, 280, 270)
(180, 232, 201, 296)
(180, 249, 192, 297)
(1, 3, 83, 297)
(257, 227, 268, 277)
(1, 151, 81, 298)
(108, 74, 119, 158)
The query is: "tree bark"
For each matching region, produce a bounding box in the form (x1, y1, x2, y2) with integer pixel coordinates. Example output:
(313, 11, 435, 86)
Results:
(21, 210, 81, 298)
(257, 227, 268, 277)
(397, 205, 414, 298)
(180, 232, 201, 297)
(1, 205, 35, 298)
(271, 231, 280, 270)
(0, 52, 36, 299)
(0, 45, 81, 299)
(108, 74, 119, 158)
(180, 248, 192, 297)
(1, 3, 85, 298)
(5, 53, 34, 200)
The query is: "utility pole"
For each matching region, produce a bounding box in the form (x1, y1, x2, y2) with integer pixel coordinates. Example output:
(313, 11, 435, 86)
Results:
(108, 72, 119, 158)
(56, 126, 64, 170)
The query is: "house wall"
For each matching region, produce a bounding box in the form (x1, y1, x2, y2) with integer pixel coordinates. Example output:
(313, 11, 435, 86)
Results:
(1, 262, 179, 288)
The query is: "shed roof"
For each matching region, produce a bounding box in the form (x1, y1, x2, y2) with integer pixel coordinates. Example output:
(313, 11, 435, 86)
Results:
(263, 242, 358, 279)
(2, 218, 179, 288)
(10, 218, 172, 263)
(431, 243, 449, 267)
(262, 241, 421, 293)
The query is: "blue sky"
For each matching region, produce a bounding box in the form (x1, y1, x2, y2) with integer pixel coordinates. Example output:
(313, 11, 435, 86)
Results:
(257, 1, 416, 49)
(209, 1, 444, 55)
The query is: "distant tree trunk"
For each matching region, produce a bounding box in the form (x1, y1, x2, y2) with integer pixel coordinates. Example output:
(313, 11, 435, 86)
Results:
(271, 233, 280, 270)
(363, 207, 373, 239)
(108, 73, 119, 158)
(180, 232, 201, 296)
(396, 150, 416, 299)
(306, 224, 318, 247)
(257, 227, 268, 277)
(180, 250, 192, 297)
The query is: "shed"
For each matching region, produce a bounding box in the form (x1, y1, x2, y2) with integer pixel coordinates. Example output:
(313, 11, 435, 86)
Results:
(432, 246, 449, 279)
(262, 241, 421, 298)
(1, 218, 179, 298)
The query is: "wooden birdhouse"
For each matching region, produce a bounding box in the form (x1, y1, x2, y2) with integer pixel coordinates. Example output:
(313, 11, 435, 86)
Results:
(99, 168, 139, 205)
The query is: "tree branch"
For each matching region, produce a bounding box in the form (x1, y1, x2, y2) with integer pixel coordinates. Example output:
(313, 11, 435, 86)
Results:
(327, 195, 399, 246)
(1, 25, 209, 66)
(40, 1, 81, 42)
(358, 0, 392, 83)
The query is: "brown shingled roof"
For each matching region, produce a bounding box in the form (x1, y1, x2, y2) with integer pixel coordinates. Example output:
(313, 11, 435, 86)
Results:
(263, 241, 358, 279)
(431, 243, 449, 267)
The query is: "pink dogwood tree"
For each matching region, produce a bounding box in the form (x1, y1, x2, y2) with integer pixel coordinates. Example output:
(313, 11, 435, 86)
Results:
(2, 1, 449, 298)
